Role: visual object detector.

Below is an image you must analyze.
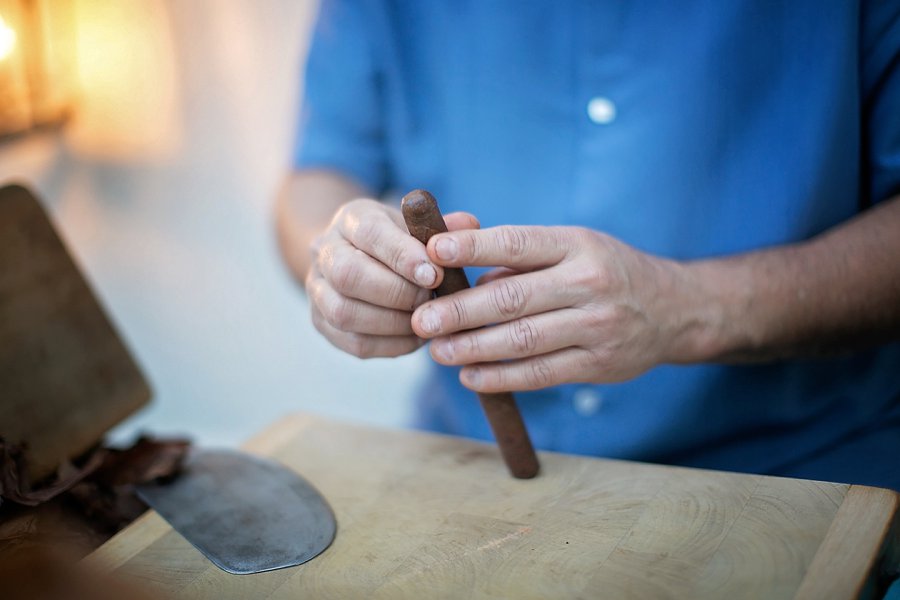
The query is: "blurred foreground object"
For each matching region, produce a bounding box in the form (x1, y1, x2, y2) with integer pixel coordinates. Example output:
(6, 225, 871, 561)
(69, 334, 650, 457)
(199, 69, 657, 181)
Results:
(0, 184, 150, 479)
(0, 183, 181, 539)
(0, 183, 186, 598)
(1, 543, 160, 600)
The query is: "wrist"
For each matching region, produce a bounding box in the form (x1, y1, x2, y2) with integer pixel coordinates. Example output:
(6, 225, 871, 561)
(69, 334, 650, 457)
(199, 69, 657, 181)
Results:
(657, 258, 754, 364)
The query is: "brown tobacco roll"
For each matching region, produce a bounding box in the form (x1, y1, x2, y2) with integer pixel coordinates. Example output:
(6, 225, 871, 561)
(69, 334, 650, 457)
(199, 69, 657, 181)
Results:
(401, 189, 540, 479)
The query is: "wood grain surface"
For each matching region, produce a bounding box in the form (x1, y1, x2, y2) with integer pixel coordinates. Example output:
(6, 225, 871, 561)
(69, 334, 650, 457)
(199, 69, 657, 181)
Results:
(0, 184, 150, 479)
(89, 414, 900, 600)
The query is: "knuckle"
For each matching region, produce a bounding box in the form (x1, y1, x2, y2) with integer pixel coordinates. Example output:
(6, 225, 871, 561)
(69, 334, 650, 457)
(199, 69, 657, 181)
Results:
(465, 333, 481, 358)
(387, 242, 409, 275)
(568, 226, 601, 253)
(315, 239, 334, 272)
(334, 201, 361, 231)
(579, 305, 605, 329)
(345, 333, 371, 358)
(570, 262, 610, 296)
(329, 253, 361, 294)
(458, 231, 479, 262)
(304, 269, 319, 293)
(582, 304, 619, 331)
(385, 277, 411, 309)
(340, 198, 372, 220)
(508, 318, 540, 354)
(525, 358, 555, 389)
(449, 333, 478, 362)
(491, 278, 527, 317)
(608, 302, 634, 324)
(585, 347, 613, 369)
(354, 218, 383, 248)
(499, 226, 529, 259)
(593, 265, 612, 293)
(327, 296, 354, 331)
(447, 296, 468, 328)
(308, 281, 330, 316)
(331, 203, 349, 225)
(568, 226, 593, 244)
(352, 214, 414, 277)
(310, 306, 327, 335)
(309, 233, 325, 261)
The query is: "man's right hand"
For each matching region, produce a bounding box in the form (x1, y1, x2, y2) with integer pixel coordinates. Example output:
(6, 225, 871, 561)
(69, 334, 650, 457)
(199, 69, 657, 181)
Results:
(306, 198, 478, 358)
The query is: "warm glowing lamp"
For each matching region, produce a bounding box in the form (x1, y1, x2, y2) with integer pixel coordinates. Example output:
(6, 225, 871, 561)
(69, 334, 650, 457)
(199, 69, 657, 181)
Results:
(0, 0, 75, 139)
(0, 0, 179, 158)
(0, 14, 16, 60)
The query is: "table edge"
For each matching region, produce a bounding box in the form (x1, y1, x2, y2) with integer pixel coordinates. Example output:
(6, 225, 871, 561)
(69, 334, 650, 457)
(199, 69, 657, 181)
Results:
(794, 484, 900, 600)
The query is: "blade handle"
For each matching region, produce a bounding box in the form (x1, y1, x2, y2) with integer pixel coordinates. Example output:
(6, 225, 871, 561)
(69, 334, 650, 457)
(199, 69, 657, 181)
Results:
(401, 189, 540, 479)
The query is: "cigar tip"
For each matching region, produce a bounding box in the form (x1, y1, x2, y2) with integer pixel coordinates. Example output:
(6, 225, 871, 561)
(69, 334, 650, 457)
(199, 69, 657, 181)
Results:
(512, 466, 540, 479)
(401, 189, 438, 217)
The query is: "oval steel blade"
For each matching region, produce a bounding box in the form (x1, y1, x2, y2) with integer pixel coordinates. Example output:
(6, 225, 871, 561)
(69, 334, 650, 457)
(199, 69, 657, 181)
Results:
(137, 448, 336, 575)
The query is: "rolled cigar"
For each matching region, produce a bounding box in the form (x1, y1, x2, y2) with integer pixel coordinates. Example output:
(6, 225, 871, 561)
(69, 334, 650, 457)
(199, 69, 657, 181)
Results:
(401, 189, 540, 479)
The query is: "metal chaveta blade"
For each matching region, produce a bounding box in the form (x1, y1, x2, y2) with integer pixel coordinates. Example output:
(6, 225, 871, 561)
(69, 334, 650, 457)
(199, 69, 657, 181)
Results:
(137, 449, 336, 575)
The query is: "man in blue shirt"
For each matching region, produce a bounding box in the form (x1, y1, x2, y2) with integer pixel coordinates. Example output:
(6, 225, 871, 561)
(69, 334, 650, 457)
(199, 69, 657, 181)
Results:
(276, 1, 900, 490)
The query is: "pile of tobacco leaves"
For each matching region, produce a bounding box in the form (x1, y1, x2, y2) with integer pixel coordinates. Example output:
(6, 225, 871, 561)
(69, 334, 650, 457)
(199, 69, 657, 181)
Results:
(0, 436, 189, 600)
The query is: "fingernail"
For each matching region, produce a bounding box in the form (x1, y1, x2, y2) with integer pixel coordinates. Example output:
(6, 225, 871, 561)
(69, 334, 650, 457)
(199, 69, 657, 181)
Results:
(431, 338, 452, 362)
(435, 237, 458, 261)
(462, 367, 481, 388)
(419, 307, 441, 334)
(414, 262, 437, 287)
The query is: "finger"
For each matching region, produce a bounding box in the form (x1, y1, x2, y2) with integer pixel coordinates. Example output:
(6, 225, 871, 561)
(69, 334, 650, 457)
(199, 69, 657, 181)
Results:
(411, 268, 579, 337)
(459, 347, 596, 392)
(319, 240, 431, 310)
(339, 206, 443, 288)
(311, 303, 424, 358)
(426, 225, 570, 269)
(475, 267, 520, 286)
(429, 309, 587, 365)
(443, 211, 480, 232)
(308, 275, 416, 336)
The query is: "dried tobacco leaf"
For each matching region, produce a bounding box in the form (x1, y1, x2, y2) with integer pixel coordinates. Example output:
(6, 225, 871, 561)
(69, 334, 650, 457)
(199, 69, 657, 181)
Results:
(63, 436, 190, 534)
(0, 439, 105, 508)
(0, 436, 189, 509)
(0, 433, 190, 559)
(91, 436, 191, 487)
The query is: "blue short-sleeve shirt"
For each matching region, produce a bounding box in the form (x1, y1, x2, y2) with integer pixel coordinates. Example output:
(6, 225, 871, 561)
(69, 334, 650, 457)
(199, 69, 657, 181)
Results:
(295, 0, 900, 489)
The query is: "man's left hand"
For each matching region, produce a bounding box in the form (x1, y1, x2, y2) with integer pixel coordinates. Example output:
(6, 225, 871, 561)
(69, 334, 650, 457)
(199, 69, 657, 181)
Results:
(411, 225, 709, 392)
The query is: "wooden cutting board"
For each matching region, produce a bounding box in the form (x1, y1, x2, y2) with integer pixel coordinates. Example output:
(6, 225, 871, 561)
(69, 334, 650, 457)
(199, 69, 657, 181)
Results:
(88, 414, 899, 600)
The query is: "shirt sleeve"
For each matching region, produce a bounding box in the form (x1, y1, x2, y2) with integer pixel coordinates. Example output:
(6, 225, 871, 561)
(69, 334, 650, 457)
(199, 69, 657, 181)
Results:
(292, 0, 388, 195)
(861, 0, 900, 205)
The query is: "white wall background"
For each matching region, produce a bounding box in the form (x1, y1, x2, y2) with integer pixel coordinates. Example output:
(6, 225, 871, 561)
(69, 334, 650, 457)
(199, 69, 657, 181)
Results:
(0, 0, 426, 446)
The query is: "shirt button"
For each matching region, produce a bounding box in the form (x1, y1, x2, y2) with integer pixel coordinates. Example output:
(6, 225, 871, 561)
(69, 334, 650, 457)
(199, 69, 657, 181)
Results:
(587, 97, 616, 124)
(573, 388, 603, 416)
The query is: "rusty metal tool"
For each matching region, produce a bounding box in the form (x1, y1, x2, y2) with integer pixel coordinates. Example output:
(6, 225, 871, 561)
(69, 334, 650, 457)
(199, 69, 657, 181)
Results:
(401, 189, 540, 479)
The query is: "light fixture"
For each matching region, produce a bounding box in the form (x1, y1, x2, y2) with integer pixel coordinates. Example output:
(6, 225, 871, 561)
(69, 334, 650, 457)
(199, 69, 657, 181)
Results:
(0, 0, 76, 140)
(0, 14, 16, 59)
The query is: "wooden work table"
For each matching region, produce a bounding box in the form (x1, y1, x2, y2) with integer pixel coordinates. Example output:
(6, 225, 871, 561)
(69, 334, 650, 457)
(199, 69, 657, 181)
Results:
(89, 414, 899, 599)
